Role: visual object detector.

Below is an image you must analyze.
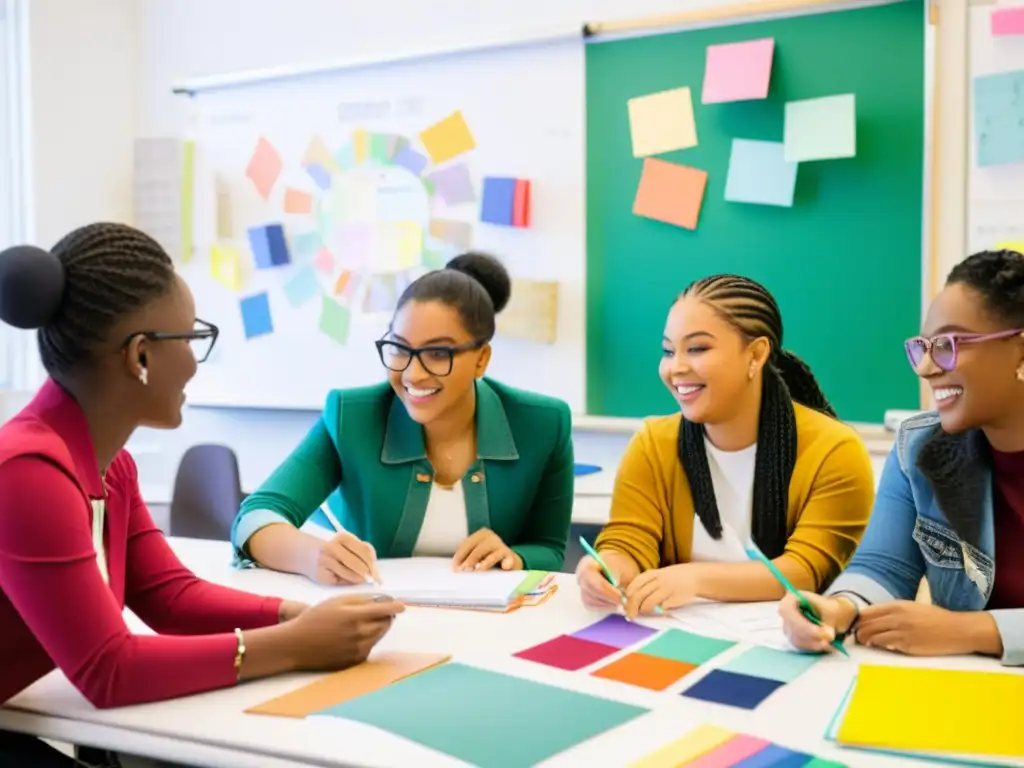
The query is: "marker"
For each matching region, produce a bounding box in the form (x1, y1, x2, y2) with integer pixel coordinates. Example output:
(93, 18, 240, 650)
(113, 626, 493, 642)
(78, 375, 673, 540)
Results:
(321, 504, 380, 585)
(745, 545, 849, 658)
(578, 536, 664, 616)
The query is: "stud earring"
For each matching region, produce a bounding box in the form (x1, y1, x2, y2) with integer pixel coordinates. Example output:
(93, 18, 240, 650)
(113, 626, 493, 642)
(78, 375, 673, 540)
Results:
(748, 366, 756, 381)
(139, 368, 148, 386)
(1017, 363, 1024, 383)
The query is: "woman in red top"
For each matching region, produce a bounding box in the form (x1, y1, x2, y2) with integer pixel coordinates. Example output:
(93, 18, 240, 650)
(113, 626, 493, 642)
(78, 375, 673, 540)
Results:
(0, 223, 404, 767)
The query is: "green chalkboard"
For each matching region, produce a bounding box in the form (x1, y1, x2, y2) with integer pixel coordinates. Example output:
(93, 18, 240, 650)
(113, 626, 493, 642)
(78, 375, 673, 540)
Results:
(585, 0, 924, 422)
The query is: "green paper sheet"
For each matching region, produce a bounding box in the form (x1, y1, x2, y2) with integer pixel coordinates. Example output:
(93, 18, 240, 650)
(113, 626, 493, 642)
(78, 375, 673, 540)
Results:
(513, 571, 549, 595)
(317, 662, 647, 767)
(639, 629, 735, 665)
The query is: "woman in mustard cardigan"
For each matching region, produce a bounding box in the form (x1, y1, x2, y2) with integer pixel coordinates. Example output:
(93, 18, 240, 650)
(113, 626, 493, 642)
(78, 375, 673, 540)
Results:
(578, 274, 876, 618)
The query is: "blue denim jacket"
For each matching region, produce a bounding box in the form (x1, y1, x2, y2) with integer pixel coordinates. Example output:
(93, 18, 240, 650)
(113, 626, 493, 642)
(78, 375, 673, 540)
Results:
(827, 412, 1024, 666)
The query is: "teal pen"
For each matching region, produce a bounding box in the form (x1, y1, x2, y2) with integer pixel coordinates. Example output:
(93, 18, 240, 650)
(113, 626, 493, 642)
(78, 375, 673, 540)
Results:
(745, 546, 849, 657)
(578, 536, 664, 616)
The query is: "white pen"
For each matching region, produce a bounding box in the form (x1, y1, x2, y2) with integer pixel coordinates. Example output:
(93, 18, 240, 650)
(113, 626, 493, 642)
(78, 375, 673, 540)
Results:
(320, 504, 379, 585)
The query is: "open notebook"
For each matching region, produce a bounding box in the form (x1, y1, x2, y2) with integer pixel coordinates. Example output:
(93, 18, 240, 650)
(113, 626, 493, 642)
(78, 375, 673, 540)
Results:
(330, 557, 537, 610)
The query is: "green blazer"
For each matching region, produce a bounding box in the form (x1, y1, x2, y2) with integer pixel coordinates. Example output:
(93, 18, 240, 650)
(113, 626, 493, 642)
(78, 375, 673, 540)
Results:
(231, 378, 574, 571)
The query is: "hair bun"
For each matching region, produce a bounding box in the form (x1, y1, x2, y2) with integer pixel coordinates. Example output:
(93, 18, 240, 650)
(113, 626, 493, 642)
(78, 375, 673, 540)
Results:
(0, 245, 66, 329)
(445, 251, 512, 314)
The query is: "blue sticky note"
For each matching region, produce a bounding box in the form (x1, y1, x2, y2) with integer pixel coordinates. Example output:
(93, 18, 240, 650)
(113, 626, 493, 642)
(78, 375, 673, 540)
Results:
(720, 646, 819, 683)
(305, 163, 332, 190)
(681, 669, 782, 709)
(480, 177, 516, 225)
(393, 146, 428, 176)
(284, 265, 321, 308)
(239, 292, 273, 339)
(733, 744, 810, 768)
(973, 69, 1024, 167)
(291, 230, 321, 262)
(725, 139, 798, 207)
(247, 224, 291, 269)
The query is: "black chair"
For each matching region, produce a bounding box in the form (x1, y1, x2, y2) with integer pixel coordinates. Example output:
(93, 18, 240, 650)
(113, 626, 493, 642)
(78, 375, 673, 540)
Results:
(168, 444, 244, 541)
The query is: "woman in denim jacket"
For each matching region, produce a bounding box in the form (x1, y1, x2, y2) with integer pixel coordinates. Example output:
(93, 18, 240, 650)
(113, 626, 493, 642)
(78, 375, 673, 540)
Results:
(781, 249, 1024, 666)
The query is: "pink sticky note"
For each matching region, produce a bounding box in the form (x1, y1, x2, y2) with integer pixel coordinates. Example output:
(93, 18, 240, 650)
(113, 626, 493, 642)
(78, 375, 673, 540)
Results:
(313, 248, 334, 274)
(687, 734, 772, 768)
(992, 7, 1024, 36)
(702, 38, 775, 104)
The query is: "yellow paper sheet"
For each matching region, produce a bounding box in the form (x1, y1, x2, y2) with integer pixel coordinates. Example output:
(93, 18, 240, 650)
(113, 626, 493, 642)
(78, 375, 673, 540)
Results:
(353, 128, 369, 165)
(628, 723, 734, 768)
(210, 244, 243, 291)
(996, 240, 1024, 254)
(627, 87, 698, 158)
(396, 222, 423, 268)
(837, 665, 1024, 759)
(419, 110, 476, 165)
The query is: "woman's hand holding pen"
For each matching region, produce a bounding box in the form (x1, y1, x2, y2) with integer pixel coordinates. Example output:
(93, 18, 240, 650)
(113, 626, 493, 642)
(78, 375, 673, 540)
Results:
(308, 532, 382, 586)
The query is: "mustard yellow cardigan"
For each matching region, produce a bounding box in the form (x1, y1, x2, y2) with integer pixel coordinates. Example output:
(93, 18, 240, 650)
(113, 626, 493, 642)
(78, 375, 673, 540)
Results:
(595, 403, 876, 591)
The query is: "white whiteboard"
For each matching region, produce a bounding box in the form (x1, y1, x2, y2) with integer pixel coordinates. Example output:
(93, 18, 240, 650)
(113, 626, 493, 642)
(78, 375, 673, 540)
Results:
(182, 39, 585, 411)
(968, 2, 1024, 253)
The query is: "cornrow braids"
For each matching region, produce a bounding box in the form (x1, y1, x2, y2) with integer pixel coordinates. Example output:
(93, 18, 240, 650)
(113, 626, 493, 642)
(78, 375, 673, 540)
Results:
(674, 274, 836, 558)
(946, 249, 1024, 328)
(38, 223, 175, 378)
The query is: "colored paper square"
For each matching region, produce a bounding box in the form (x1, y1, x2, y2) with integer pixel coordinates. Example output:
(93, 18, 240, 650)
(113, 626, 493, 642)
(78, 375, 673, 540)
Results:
(992, 7, 1024, 36)
(630, 724, 735, 768)
(724, 139, 798, 207)
(627, 87, 698, 157)
(974, 70, 1024, 167)
(733, 744, 809, 768)
(369, 133, 391, 163)
(318, 296, 350, 345)
(247, 224, 290, 269)
(303, 136, 339, 174)
(702, 38, 775, 104)
(283, 265, 321, 308)
(334, 141, 356, 170)
(393, 146, 429, 176)
(333, 268, 353, 297)
(783, 94, 856, 162)
(290, 231, 321, 263)
(419, 110, 476, 165)
(209, 244, 243, 291)
(591, 652, 696, 691)
(633, 158, 708, 230)
(801, 759, 846, 768)
(239, 292, 273, 340)
(572, 614, 658, 649)
(720, 646, 819, 683)
(428, 219, 473, 249)
(513, 634, 618, 671)
(513, 179, 531, 227)
(686, 733, 771, 768)
(396, 223, 422, 268)
(352, 129, 369, 164)
(480, 177, 516, 225)
(363, 273, 398, 313)
(334, 224, 375, 270)
(305, 163, 332, 191)
(283, 188, 313, 214)
(245, 136, 282, 200)
(682, 669, 783, 710)
(313, 248, 334, 274)
(639, 629, 735, 665)
(426, 163, 476, 206)
(422, 250, 446, 269)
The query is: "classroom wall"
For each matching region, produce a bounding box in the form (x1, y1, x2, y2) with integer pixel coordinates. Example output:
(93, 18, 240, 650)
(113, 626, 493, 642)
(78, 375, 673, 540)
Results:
(23, 0, 916, 502)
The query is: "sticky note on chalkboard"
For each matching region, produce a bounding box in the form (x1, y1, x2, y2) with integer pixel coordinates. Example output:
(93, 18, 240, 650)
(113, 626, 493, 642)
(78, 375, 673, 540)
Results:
(633, 158, 708, 230)
(973, 70, 1024, 167)
(725, 139, 797, 207)
(783, 94, 856, 162)
(419, 110, 476, 165)
(702, 38, 774, 104)
(627, 87, 698, 157)
(240, 292, 273, 340)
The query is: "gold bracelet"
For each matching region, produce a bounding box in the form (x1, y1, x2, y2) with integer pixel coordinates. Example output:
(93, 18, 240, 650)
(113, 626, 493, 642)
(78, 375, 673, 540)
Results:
(233, 628, 246, 680)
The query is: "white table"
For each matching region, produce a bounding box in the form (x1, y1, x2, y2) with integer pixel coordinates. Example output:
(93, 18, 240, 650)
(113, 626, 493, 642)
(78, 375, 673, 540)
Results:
(0, 537, 1011, 768)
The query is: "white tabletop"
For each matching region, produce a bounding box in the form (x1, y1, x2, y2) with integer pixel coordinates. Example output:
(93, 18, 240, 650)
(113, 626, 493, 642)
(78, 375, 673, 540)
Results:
(0, 537, 1012, 768)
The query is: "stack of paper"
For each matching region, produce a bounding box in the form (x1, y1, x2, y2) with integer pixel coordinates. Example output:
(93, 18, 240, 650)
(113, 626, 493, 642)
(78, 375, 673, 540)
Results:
(332, 557, 550, 610)
(828, 664, 1024, 765)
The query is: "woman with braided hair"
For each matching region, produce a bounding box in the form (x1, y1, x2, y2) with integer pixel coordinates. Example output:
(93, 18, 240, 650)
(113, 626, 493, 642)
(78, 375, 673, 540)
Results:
(782, 250, 1024, 665)
(577, 274, 875, 618)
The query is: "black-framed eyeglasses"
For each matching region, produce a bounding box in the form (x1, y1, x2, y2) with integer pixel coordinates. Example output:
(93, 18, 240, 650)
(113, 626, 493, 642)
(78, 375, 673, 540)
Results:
(375, 337, 486, 377)
(121, 318, 220, 363)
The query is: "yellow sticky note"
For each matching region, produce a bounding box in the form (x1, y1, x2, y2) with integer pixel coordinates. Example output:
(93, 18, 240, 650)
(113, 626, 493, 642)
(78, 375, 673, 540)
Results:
(996, 240, 1024, 254)
(353, 129, 369, 164)
(397, 223, 422, 268)
(628, 724, 734, 768)
(419, 110, 476, 165)
(210, 244, 243, 291)
(837, 665, 1024, 759)
(627, 87, 698, 158)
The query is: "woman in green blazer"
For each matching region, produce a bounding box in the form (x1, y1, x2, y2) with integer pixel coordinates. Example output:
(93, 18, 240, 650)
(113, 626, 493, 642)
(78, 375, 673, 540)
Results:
(231, 252, 574, 583)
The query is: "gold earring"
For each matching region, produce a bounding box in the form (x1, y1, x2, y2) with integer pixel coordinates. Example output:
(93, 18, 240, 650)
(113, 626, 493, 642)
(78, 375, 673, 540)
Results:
(748, 366, 756, 380)
(1017, 363, 1024, 383)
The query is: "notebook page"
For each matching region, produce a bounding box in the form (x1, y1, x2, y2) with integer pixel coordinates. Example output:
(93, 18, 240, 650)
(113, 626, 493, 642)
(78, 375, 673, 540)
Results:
(331, 557, 527, 606)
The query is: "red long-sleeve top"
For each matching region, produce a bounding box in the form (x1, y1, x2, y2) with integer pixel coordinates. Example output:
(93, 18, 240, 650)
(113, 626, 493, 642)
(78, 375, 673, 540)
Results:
(0, 380, 283, 709)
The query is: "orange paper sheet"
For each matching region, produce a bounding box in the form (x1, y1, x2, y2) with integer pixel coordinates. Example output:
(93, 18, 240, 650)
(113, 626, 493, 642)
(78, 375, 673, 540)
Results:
(246, 652, 450, 718)
(283, 188, 313, 214)
(591, 653, 697, 691)
(633, 158, 708, 230)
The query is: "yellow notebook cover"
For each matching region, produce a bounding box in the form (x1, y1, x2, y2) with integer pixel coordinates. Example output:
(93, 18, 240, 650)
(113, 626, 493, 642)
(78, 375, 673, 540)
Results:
(836, 665, 1024, 760)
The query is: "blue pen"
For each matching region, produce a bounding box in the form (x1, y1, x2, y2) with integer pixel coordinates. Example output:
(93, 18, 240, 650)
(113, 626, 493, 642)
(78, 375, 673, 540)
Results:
(578, 536, 664, 616)
(745, 546, 849, 657)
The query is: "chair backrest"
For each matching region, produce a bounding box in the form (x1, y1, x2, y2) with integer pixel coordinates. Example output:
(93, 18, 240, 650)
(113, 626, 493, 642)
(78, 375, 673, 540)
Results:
(169, 444, 243, 541)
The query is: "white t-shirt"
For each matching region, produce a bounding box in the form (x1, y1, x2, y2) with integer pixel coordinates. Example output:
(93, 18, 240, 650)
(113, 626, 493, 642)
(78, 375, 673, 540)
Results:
(412, 480, 469, 557)
(689, 437, 757, 563)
